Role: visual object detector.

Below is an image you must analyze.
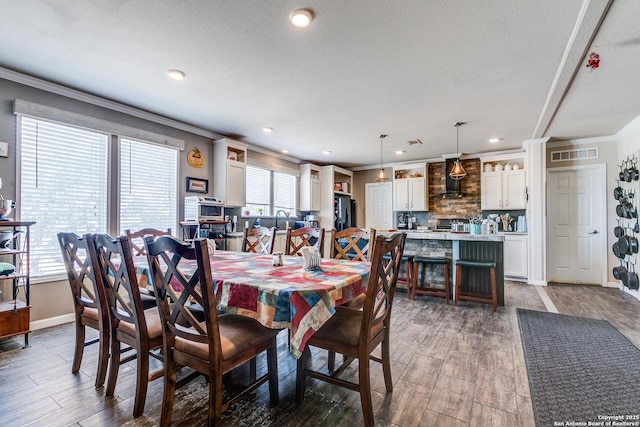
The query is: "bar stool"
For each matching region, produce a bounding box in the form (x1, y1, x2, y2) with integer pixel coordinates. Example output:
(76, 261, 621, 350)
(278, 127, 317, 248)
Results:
(384, 254, 414, 298)
(454, 259, 497, 312)
(411, 257, 450, 304)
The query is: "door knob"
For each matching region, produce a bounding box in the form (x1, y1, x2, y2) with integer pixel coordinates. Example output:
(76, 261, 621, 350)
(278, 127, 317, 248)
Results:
(588, 230, 599, 234)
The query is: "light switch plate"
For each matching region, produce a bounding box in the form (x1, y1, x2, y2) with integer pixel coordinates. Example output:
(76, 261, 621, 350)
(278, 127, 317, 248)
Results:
(0, 142, 8, 157)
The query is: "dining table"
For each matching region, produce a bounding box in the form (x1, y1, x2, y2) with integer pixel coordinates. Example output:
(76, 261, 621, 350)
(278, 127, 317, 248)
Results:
(133, 250, 370, 358)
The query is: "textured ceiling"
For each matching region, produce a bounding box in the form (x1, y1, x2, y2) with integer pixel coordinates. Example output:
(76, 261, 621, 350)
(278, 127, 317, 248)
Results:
(0, 0, 638, 168)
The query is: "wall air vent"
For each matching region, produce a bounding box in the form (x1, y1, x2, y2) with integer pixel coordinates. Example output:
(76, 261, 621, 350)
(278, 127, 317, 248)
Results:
(407, 138, 423, 145)
(550, 148, 598, 162)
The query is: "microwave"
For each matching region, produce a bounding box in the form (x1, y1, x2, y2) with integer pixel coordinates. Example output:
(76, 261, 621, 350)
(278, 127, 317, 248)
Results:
(184, 196, 224, 221)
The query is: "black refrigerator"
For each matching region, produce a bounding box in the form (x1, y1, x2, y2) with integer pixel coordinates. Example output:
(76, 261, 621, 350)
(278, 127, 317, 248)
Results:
(335, 195, 356, 231)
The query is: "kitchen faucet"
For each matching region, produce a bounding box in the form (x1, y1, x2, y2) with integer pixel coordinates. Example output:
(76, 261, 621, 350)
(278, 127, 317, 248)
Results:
(275, 210, 289, 229)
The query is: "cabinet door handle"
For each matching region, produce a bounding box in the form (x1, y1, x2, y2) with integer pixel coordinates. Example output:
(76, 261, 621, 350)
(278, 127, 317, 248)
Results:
(588, 230, 599, 235)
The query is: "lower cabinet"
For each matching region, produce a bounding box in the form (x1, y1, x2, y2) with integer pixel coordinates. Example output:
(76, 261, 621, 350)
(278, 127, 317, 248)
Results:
(504, 234, 528, 279)
(226, 236, 242, 252)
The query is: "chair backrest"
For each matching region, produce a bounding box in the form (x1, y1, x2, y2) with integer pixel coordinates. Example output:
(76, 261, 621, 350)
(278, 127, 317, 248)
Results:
(330, 227, 377, 261)
(58, 232, 108, 324)
(360, 233, 406, 341)
(87, 233, 148, 336)
(242, 226, 276, 254)
(144, 235, 221, 373)
(285, 227, 325, 256)
(125, 228, 172, 256)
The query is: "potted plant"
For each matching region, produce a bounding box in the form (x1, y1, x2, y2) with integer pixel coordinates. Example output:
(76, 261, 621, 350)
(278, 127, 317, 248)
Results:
(257, 208, 263, 216)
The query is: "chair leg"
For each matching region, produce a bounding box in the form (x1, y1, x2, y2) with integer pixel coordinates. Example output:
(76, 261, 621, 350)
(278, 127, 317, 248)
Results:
(405, 259, 413, 299)
(267, 339, 279, 406)
(295, 347, 310, 403)
(381, 332, 393, 392)
(358, 351, 374, 427)
(490, 267, 497, 312)
(328, 350, 336, 372)
(443, 263, 450, 305)
(105, 335, 121, 397)
(160, 360, 177, 427)
(412, 261, 419, 300)
(133, 344, 150, 418)
(454, 265, 462, 306)
(72, 321, 85, 374)
(209, 372, 223, 426)
(95, 328, 110, 388)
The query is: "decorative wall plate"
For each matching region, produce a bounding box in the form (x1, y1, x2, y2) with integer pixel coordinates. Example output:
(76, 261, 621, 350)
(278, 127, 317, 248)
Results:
(187, 147, 204, 168)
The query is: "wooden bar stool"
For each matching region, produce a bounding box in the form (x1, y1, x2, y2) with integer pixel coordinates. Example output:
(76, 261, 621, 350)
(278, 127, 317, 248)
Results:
(411, 257, 450, 304)
(384, 255, 414, 298)
(454, 259, 497, 312)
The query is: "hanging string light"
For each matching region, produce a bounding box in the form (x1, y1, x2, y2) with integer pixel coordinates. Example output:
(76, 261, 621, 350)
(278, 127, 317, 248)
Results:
(376, 134, 389, 182)
(449, 122, 467, 180)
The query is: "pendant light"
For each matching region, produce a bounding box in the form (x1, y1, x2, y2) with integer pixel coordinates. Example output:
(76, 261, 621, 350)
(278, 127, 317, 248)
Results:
(376, 134, 389, 182)
(449, 122, 467, 180)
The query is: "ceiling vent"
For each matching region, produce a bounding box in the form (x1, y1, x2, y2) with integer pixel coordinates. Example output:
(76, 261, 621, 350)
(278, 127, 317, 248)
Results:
(407, 138, 423, 146)
(550, 148, 598, 162)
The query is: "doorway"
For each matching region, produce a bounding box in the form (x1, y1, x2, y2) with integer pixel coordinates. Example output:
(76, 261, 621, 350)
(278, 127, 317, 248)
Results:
(546, 165, 606, 285)
(365, 182, 393, 230)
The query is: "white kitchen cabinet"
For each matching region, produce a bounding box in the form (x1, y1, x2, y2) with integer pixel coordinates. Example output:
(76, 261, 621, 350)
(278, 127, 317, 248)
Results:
(481, 169, 526, 210)
(226, 235, 242, 252)
(273, 232, 287, 254)
(299, 163, 322, 211)
(504, 234, 528, 279)
(392, 163, 428, 211)
(213, 138, 247, 207)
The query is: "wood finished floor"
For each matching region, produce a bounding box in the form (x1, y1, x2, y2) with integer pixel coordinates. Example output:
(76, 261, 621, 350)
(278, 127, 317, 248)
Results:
(1, 282, 639, 427)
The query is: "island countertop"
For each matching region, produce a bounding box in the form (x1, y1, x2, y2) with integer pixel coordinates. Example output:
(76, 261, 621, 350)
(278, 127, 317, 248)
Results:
(377, 230, 504, 242)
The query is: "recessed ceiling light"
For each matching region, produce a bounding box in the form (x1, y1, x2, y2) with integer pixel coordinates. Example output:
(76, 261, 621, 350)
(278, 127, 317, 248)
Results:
(281, 149, 290, 154)
(167, 69, 185, 80)
(322, 150, 332, 155)
(395, 150, 405, 155)
(290, 9, 313, 28)
(263, 127, 273, 133)
(489, 138, 500, 143)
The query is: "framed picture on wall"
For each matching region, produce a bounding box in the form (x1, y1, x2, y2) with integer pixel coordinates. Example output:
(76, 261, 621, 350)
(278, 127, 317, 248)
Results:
(186, 176, 208, 193)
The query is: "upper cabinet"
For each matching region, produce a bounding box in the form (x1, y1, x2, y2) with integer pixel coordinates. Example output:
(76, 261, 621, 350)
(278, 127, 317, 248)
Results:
(480, 154, 526, 210)
(213, 138, 247, 207)
(392, 163, 428, 211)
(299, 163, 322, 211)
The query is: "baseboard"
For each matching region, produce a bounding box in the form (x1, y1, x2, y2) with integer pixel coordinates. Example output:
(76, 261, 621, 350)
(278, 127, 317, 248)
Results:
(527, 279, 548, 286)
(506, 276, 527, 283)
(604, 281, 622, 288)
(30, 313, 74, 331)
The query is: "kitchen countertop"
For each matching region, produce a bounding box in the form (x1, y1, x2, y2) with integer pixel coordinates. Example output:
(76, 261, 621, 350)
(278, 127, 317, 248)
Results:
(378, 230, 504, 242)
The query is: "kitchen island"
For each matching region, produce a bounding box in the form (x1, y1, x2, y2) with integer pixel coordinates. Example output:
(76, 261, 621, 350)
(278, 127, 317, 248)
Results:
(378, 230, 505, 306)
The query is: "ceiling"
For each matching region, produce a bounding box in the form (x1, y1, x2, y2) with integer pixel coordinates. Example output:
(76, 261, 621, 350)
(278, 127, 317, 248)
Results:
(1, 0, 639, 168)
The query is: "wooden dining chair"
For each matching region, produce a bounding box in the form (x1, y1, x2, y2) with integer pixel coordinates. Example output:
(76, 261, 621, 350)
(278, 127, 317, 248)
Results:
(330, 227, 377, 262)
(57, 232, 110, 388)
(87, 233, 164, 418)
(125, 228, 172, 256)
(285, 227, 325, 256)
(242, 226, 276, 254)
(296, 232, 407, 427)
(143, 235, 280, 426)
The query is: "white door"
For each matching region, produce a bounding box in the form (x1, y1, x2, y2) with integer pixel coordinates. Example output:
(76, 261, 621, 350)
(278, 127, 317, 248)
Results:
(547, 166, 605, 284)
(366, 182, 393, 230)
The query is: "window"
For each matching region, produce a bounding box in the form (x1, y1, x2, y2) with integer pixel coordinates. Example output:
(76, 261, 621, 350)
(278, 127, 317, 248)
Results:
(119, 138, 177, 235)
(18, 117, 180, 280)
(19, 117, 109, 278)
(243, 166, 296, 216)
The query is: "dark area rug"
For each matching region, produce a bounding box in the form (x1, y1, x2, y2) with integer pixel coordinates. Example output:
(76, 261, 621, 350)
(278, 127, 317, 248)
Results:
(517, 309, 640, 427)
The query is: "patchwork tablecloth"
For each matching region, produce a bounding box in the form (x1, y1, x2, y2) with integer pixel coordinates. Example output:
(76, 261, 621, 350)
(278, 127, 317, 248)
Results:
(134, 250, 370, 358)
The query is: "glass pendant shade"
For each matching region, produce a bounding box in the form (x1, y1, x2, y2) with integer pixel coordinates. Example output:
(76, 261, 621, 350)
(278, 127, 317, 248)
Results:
(375, 134, 389, 182)
(449, 122, 467, 180)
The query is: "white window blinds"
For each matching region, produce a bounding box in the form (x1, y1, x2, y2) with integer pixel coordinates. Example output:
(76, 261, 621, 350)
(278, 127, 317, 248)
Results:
(119, 138, 178, 235)
(273, 171, 296, 215)
(19, 116, 109, 278)
(244, 166, 271, 215)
